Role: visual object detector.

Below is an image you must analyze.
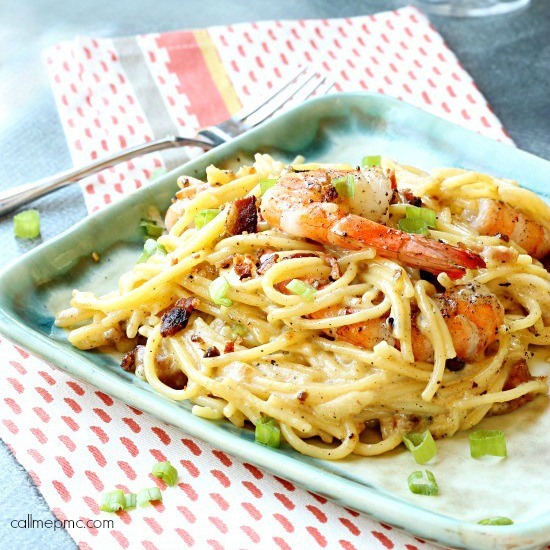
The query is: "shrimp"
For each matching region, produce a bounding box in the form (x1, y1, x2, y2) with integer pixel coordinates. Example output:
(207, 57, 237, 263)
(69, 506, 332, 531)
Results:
(260, 168, 485, 279)
(312, 283, 504, 363)
(463, 198, 550, 258)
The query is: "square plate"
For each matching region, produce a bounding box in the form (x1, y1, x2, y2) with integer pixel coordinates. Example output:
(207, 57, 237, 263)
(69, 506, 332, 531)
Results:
(1, 93, 549, 550)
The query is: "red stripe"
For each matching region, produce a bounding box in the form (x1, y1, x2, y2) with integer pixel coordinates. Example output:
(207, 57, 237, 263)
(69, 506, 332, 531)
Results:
(155, 31, 230, 126)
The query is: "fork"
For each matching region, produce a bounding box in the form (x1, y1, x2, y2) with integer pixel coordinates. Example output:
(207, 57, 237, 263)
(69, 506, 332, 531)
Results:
(0, 67, 331, 216)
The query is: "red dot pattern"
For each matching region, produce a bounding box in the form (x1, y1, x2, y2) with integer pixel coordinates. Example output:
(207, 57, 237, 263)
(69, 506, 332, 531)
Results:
(11, 6, 517, 549)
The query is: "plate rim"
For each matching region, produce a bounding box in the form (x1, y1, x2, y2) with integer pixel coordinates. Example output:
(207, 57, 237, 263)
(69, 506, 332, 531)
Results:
(1, 92, 549, 550)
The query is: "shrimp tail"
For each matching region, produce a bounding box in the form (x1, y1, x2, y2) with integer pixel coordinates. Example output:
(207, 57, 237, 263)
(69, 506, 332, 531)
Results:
(330, 215, 486, 279)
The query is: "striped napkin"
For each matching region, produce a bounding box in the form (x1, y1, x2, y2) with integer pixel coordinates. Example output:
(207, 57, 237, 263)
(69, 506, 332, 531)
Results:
(0, 6, 512, 549)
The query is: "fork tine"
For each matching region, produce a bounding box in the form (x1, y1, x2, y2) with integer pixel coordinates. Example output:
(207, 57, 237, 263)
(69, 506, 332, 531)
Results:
(287, 74, 334, 105)
(311, 78, 335, 97)
(243, 69, 320, 128)
(233, 66, 308, 122)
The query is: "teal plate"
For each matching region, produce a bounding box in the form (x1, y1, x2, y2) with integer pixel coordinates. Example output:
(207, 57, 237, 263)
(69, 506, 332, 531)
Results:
(1, 93, 549, 550)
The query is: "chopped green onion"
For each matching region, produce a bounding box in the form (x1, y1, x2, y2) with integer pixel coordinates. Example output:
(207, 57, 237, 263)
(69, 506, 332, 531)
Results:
(255, 416, 281, 448)
(137, 238, 167, 263)
(478, 516, 513, 526)
(403, 430, 437, 464)
(139, 218, 163, 240)
(13, 209, 41, 239)
(124, 493, 137, 509)
(260, 178, 278, 195)
(286, 279, 317, 302)
(332, 174, 356, 198)
(195, 208, 221, 229)
(405, 206, 437, 229)
(137, 487, 163, 507)
(398, 217, 429, 236)
(469, 430, 507, 459)
(231, 323, 247, 336)
(99, 490, 126, 512)
(208, 276, 233, 307)
(152, 461, 178, 486)
(407, 470, 439, 496)
(362, 155, 381, 167)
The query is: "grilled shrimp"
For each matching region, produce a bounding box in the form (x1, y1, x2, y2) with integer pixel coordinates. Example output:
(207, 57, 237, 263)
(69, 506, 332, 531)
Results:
(312, 283, 504, 363)
(463, 198, 550, 258)
(260, 168, 485, 279)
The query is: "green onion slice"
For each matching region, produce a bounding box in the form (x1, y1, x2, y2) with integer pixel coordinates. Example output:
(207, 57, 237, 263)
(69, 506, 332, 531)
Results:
(333, 174, 356, 198)
(362, 155, 381, 167)
(286, 279, 317, 302)
(405, 206, 437, 228)
(208, 276, 233, 307)
(136, 487, 163, 507)
(469, 430, 507, 459)
(478, 516, 513, 525)
(398, 217, 429, 236)
(255, 416, 281, 448)
(195, 208, 221, 229)
(260, 178, 278, 195)
(152, 461, 178, 486)
(99, 490, 126, 512)
(137, 238, 168, 263)
(407, 470, 439, 496)
(124, 493, 137, 509)
(231, 323, 247, 336)
(13, 209, 41, 239)
(139, 218, 163, 240)
(403, 430, 437, 464)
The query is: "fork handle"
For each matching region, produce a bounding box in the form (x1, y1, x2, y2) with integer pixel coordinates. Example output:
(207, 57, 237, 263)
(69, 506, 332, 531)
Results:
(0, 135, 214, 216)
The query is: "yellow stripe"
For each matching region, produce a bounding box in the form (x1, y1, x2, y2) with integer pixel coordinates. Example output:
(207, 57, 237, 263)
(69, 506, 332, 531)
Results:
(193, 29, 242, 115)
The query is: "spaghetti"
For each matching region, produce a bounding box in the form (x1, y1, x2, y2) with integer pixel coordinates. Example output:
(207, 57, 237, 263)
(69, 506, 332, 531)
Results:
(56, 154, 550, 460)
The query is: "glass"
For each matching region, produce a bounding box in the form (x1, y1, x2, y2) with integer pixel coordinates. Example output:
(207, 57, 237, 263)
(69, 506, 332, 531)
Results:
(412, 0, 531, 17)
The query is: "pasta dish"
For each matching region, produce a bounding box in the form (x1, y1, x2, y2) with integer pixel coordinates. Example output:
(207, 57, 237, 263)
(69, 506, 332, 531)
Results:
(56, 154, 550, 460)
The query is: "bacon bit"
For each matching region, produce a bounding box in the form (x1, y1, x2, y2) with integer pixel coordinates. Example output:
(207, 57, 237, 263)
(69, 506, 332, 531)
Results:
(323, 254, 342, 280)
(324, 183, 339, 202)
(257, 252, 279, 274)
(190, 334, 204, 343)
(120, 345, 145, 373)
(203, 346, 220, 358)
(388, 169, 397, 190)
(226, 195, 258, 235)
(217, 255, 234, 269)
(160, 298, 198, 337)
(158, 353, 188, 389)
(171, 257, 178, 266)
(224, 342, 235, 354)
(490, 359, 545, 415)
(233, 254, 255, 280)
(297, 390, 308, 403)
(391, 188, 422, 207)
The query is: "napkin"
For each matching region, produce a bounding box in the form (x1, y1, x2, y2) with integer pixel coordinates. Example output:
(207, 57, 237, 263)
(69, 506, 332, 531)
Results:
(1, 6, 512, 549)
